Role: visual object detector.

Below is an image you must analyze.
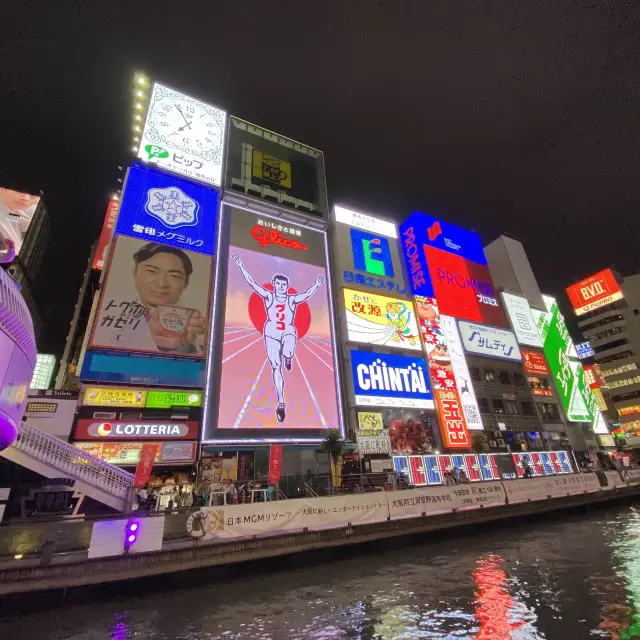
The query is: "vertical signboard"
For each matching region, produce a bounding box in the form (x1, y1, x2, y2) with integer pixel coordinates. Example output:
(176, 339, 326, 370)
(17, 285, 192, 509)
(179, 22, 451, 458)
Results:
(501, 292, 543, 347)
(210, 206, 341, 441)
(399, 212, 507, 327)
(92, 200, 119, 270)
(566, 268, 623, 316)
(134, 443, 160, 488)
(268, 445, 283, 485)
(333, 206, 407, 296)
(137, 83, 227, 187)
(414, 297, 472, 448)
(225, 118, 328, 216)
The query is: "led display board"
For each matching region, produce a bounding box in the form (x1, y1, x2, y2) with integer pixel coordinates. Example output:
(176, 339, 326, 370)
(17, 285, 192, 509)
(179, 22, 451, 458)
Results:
(137, 83, 227, 187)
(89, 235, 213, 358)
(350, 350, 434, 409)
(115, 164, 219, 256)
(343, 288, 420, 350)
(74, 419, 199, 440)
(439, 315, 483, 430)
(399, 212, 506, 326)
(333, 206, 407, 297)
(357, 408, 437, 454)
(414, 296, 472, 448)
(146, 390, 201, 409)
(210, 205, 341, 441)
(575, 341, 595, 359)
(458, 321, 522, 361)
(566, 268, 623, 316)
(501, 292, 543, 347)
(82, 387, 202, 409)
(92, 200, 119, 270)
(225, 117, 327, 216)
(0, 187, 41, 256)
(521, 350, 550, 376)
(30, 354, 56, 390)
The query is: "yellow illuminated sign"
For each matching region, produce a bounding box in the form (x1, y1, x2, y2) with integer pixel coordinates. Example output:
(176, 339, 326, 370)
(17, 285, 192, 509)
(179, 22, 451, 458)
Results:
(357, 411, 384, 436)
(83, 387, 147, 407)
(252, 151, 292, 188)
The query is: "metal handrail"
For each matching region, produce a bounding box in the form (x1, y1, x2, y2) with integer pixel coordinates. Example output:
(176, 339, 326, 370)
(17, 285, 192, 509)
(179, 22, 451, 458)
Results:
(304, 481, 319, 498)
(14, 422, 134, 500)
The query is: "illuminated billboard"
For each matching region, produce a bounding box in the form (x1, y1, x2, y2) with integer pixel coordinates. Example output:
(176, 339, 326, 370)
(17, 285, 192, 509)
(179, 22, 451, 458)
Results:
(82, 387, 201, 409)
(414, 296, 472, 448)
(30, 354, 56, 390)
(400, 212, 506, 326)
(89, 235, 213, 357)
(343, 288, 420, 350)
(137, 83, 227, 187)
(575, 341, 595, 359)
(74, 419, 198, 440)
(458, 321, 522, 361)
(334, 206, 407, 297)
(210, 206, 341, 440)
(92, 200, 119, 271)
(115, 164, 219, 256)
(74, 441, 196, 465)
(566, 268, 623, 316)
(0, 187, 40, 256)
(225, 117, 328, 216)
(521, 350, 550, 376)
(351, 350, 434, 409)
(356, 408, 437, 454)
(501, 292, 543, 347)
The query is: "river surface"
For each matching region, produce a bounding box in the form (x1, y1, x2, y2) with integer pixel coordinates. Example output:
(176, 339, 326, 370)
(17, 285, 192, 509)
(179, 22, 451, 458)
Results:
(3, 502, 640, 639)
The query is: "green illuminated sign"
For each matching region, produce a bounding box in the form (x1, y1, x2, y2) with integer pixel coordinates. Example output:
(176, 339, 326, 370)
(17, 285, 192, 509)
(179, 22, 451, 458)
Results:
(145, 391, 202, 409)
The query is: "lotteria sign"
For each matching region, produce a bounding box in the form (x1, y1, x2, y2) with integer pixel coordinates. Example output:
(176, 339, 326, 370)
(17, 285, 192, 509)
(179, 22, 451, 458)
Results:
(566, 268, 623, 316)
(399, 212, 506, 326)
(350, 350, 434, 409)
(74, 419, 199, 440)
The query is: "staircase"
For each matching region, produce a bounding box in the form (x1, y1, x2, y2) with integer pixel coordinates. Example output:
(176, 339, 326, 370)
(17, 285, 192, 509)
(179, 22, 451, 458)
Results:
(1, 422, 134, 511)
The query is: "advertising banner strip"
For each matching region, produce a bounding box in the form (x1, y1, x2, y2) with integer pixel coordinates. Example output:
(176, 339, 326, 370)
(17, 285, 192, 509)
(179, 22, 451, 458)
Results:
(115, 163, 220, 256)
(458, 321, 522, 361)
(137, 83, 227, 188)
(566, 268, 623, 316)
(74, 419, 199, 441)
(343, 288, 421, 351)
(414, 296, 472, 448)
(268, 445, 283, 486)
(350, 349, 434, 409)
(92, 200, 119, 271)
(134, 443, 160, 488)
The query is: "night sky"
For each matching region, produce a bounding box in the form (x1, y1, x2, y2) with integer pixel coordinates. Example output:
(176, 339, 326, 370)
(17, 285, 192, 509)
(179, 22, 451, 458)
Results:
(2, 2, 639, 355)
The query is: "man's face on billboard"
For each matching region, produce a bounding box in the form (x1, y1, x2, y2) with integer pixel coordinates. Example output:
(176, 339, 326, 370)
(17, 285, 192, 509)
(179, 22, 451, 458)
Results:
(134, 252, 188, 306)
(273, 276, 289, 295)
(0, 189, 39, 211)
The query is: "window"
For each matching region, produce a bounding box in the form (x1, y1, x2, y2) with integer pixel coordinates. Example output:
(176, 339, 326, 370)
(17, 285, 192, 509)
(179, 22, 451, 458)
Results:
(504, 400, 520, 415)
(612, 389, 640, 403)
(478, 397, 490, 413)
(594, 338, 629, 354)
(484, 369, 496, 382)
(492, 399, 506, 414)
(581, 313, 624, 331)
(599, 350, 634, 364)
(470, 366, 482, 382)
(603, 362, 638, 377)
(498, 370, 511, 385)
(538, 403, 561, 422)
(521, 401, 536, 416)
(512, 373, 526, 387)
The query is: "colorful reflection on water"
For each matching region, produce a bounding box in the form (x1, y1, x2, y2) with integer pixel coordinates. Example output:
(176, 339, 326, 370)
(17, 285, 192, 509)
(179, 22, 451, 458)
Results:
(3, 503, 640, 639)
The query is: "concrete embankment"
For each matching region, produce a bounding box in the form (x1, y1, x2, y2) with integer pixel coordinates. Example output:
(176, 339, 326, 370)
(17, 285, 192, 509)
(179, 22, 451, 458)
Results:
(0, 480, 638, 596)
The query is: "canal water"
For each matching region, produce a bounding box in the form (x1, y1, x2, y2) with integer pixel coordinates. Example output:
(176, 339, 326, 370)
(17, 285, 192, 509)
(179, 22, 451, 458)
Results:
(2, 502, 640, 639)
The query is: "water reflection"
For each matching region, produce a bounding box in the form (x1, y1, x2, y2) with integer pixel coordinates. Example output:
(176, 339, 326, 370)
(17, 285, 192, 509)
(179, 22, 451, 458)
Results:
(2, 503, 640, 639)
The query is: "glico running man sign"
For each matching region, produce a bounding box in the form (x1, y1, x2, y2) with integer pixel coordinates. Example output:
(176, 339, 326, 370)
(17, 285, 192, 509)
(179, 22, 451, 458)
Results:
(209, 205, 342, 442)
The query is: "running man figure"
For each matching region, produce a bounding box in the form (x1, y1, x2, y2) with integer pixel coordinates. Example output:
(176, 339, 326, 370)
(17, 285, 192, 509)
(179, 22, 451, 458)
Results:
(232, 254, 325, 423)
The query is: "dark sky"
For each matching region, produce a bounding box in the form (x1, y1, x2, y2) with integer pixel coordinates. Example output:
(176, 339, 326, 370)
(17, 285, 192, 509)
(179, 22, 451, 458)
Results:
(2, 2, 639, 355)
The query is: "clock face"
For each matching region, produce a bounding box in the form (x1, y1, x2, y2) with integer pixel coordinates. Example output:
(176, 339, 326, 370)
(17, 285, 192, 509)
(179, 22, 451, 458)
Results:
(138, 84, 227, 187)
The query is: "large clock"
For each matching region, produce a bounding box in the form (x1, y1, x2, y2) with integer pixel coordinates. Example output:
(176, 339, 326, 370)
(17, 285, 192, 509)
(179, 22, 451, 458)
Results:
(138, 83, 227, 187)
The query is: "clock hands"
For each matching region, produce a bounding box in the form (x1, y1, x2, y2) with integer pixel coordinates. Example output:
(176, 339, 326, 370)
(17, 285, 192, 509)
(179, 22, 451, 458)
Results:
(174, 103, 193, 132)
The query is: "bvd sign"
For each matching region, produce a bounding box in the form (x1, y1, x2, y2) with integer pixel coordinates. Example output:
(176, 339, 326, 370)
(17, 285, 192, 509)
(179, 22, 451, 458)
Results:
(566, 268, 623, 316)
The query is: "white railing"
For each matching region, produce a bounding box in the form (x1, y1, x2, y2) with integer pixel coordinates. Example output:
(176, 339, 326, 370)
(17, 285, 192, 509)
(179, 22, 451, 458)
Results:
(0, 266, 36, 363)
(14, 422, 134, 501)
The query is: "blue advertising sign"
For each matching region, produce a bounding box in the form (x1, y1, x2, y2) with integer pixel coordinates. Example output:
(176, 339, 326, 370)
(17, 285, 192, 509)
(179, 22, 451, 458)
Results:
(575, 341, 595, 359)
(399, 211, 487, 297)
(350, 350, 434, 409)
(115, 164, 219, 256)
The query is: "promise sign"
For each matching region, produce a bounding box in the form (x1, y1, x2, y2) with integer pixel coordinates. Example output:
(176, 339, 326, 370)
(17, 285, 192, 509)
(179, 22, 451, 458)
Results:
(566, 268, 623, 316)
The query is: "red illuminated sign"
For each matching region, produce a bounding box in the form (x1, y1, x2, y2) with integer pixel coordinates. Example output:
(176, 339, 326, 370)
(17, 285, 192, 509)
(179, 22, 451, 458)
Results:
(566, 268, 623, 316)
(522, 350, 550, 375)
(251, 225, 308, 251)
(582, 365, 599, 389)
(435, 388, 471, 449)
(74, 419, 199, 441)
(424, 245, 507, 326)
(92, 200, 119, 271)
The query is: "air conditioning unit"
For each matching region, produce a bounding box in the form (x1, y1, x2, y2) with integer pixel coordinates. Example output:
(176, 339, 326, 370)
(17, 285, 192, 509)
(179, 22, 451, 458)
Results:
(497, 439, 506, 447)
(489, 440, 497, 448)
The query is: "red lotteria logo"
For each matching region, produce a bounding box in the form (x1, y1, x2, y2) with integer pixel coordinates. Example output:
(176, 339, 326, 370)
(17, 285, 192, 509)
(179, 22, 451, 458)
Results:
(427, 221, 442, 242)
(97, 423, 112, 436)
(251, 226, 308, 251)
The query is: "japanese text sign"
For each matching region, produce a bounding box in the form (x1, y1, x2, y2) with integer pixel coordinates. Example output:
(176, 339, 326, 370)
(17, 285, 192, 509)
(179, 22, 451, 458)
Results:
(521, 350, 550, 376)
(566, 268, 623, 316)
(458, 321, 522, 361)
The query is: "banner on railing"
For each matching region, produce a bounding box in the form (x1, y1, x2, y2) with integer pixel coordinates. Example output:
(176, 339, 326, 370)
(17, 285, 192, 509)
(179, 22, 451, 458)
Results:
(134, 444, 160, 488)
(453, 481, 506, 509)
(622, 469, 640, 485)
(190, 492, 389, 541)
(602, 470, 623, 490)
(387, 486, 456, 519)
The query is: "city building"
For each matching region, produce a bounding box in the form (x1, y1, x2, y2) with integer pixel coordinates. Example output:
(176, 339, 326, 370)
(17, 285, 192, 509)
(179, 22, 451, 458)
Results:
(567, 270, 640, 450)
